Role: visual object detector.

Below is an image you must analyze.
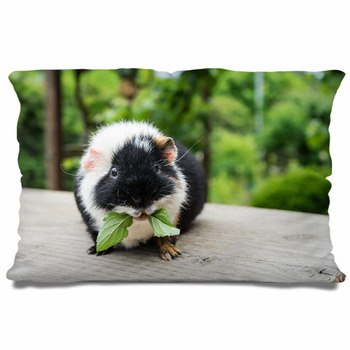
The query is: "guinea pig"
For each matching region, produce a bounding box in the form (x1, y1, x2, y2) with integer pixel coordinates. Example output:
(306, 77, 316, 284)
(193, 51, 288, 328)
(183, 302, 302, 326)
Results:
(74, 121, 207, 260)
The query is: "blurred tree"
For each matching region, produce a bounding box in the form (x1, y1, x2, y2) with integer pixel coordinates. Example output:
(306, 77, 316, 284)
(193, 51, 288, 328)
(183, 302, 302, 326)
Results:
(118, 68, 139, 103)
(260, 100, 307, 172)
(211, 130, 260, 185)
(182, 69, 218, 174)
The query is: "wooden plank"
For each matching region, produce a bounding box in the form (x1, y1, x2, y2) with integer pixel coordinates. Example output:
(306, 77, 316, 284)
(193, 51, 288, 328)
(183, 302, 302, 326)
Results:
(7, 189, 345, 283)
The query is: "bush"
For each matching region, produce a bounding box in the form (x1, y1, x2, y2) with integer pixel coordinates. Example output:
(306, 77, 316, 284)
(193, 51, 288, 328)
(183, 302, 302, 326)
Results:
(250, 169, 331, 214)
(209, 171, 251, 205)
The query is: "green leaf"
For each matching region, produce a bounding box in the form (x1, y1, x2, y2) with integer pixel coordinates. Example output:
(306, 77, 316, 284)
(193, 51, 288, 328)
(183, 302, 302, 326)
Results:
(147, 208, 180, 237)
(96, 212, 133, 252)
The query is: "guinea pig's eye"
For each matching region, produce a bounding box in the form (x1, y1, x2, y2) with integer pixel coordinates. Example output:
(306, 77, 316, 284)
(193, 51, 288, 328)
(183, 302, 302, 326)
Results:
(111, 167, 118, 177)
(154, 164, 160, 173)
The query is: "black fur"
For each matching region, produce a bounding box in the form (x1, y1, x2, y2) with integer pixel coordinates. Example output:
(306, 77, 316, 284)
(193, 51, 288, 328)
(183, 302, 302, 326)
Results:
(175, 141, 207, 231)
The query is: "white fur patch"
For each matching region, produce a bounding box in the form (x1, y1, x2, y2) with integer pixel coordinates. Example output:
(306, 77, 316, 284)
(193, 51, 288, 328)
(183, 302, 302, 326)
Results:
(135, 138, 152, 152)
(89, 121, 162, 163)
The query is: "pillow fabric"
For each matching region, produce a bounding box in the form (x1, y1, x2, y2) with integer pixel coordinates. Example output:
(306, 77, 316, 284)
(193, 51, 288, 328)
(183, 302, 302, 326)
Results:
(7, 69, 346, 284)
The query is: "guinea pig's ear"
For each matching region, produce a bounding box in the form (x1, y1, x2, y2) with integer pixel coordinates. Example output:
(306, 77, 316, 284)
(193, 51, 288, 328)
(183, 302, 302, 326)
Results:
(155, 136, 177, 163)
(82, 148, 101, 171)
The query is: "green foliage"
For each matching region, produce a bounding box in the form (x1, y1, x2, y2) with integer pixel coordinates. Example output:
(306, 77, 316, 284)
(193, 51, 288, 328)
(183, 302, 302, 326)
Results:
(211, 130, 260, 184)
(250, 168, 331, 214)
(9, 71, 46, 188)
(211, 95, 253, 132)
(215, 70, 254, 114)
(10, 68, 344, 214)
(260, 100, 307, 169)
(81, 70, 120, 118)
(209, 171, 251, 205)
(260, 71, 339, 171)
(61, 70, 84, 144)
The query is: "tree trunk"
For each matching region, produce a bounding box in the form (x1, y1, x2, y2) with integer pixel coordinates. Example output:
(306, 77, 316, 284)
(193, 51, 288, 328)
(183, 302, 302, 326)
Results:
(201, 85, 212, 177)
(45, 70, 63, 190)
(202, 117, 211, 177)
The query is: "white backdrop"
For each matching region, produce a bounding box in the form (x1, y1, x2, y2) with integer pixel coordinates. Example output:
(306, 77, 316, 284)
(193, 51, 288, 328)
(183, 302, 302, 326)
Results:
(1, 1, 349, 349)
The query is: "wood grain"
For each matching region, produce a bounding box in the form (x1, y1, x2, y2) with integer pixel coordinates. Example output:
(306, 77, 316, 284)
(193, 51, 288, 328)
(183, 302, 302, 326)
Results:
(7, 188, 345, 283)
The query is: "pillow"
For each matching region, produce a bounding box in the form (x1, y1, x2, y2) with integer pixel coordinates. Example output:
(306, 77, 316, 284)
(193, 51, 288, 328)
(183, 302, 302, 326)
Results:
(7, 69, 346, 284)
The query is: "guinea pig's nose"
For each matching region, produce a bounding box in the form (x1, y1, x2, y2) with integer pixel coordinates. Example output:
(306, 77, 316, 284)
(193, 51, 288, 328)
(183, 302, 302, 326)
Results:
(131, 196, 142, 205)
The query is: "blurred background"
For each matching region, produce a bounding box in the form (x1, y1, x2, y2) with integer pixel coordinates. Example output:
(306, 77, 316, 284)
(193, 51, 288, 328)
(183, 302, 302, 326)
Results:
(10, 69, 344, 214)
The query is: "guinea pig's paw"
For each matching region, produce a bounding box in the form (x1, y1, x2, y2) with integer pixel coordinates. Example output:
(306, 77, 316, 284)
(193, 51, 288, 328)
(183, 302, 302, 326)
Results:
(159, 243, 182, 261)
(87, 244, 113, 256)
(87, 245, 97, 255)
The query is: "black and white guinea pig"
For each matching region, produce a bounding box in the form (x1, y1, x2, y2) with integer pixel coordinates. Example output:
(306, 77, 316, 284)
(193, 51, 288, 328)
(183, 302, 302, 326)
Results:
(74, 121, 207, 260)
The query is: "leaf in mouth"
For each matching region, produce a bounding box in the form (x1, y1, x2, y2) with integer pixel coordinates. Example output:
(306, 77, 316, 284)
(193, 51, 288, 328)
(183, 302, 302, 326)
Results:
(96, 212, 133, 252)
(95, 208, 180, 252)
(147, 208, 180, 237)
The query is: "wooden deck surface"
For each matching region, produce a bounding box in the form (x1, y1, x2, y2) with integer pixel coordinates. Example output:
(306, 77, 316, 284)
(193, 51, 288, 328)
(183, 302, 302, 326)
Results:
(7, 188, 345, 283)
